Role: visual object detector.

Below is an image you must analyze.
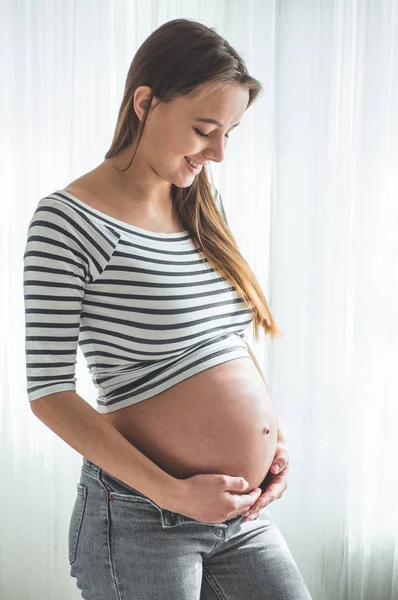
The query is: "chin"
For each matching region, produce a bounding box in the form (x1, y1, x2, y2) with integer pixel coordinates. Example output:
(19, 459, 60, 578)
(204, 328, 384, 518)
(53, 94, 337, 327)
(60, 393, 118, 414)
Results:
(174, 176, 194, 188)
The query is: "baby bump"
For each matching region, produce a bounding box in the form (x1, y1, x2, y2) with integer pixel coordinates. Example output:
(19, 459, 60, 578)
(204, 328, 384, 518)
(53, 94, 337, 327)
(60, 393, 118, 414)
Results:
(104, 357, 278, 491)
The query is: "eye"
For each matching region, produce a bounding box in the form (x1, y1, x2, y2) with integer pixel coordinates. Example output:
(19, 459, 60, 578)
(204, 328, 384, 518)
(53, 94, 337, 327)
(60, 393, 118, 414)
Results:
(194, 128, 230, 139)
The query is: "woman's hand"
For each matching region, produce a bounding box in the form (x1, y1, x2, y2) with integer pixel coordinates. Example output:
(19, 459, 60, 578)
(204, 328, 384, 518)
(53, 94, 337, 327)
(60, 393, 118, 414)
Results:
(242, 441, 290, 521)
(163, 472, 262, 524)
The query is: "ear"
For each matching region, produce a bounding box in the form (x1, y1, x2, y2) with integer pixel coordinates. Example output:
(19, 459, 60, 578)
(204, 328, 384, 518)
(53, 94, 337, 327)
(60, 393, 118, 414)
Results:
(133, 85, 156, 121)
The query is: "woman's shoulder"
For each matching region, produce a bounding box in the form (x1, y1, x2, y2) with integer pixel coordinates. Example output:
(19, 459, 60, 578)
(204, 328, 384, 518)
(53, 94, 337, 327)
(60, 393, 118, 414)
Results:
(27, 186, 121, 282)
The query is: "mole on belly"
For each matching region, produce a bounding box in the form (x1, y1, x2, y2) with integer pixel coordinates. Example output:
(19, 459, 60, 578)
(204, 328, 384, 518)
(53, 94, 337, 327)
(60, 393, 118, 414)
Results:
(262, 426, 271, 435)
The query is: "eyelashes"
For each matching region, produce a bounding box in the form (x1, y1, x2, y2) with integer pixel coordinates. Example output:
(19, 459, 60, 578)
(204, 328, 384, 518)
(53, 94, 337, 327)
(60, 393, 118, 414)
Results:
(194, 128, 230, 140)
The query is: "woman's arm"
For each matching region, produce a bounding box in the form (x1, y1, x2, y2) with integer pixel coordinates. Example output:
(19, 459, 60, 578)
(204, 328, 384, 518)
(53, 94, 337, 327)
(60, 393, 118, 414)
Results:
(246, 343, 267, 388)
(246, 343, 285, 443)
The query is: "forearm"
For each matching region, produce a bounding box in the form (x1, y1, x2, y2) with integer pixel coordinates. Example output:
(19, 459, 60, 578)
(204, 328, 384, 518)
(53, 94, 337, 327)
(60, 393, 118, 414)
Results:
(30, 390, 179, 509)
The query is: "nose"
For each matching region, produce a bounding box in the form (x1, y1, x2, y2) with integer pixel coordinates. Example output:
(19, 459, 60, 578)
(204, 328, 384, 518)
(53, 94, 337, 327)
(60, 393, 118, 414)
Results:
(204, 139, 225, 164)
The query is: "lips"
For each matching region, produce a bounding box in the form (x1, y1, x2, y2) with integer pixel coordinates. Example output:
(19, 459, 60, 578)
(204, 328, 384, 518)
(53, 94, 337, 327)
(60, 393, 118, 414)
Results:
(184, 156, 202, 170)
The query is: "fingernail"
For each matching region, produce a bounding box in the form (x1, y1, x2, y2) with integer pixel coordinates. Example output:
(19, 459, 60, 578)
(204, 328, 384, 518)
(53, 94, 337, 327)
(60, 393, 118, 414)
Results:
(272, 465, 280, 473)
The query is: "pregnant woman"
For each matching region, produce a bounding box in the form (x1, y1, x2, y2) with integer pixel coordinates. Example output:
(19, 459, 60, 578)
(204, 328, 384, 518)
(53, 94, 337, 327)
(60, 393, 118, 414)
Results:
(23, 18, 312, 600)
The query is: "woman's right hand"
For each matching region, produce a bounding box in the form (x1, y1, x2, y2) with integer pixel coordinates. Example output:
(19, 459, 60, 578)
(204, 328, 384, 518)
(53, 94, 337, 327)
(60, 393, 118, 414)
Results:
(164, 473, 262, 524)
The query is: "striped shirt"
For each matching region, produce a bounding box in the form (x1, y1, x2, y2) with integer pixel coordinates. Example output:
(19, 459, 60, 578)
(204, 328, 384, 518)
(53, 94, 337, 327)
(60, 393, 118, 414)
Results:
(23, 189, 254, 413)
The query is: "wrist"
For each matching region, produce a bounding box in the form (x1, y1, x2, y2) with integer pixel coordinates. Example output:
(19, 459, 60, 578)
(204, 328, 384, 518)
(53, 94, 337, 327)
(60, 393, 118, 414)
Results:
(156, 474, 186, 512)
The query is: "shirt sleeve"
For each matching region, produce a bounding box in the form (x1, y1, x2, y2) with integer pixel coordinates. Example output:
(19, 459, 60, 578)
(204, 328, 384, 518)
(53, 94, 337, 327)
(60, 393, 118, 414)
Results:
(23, 196, 120, 403)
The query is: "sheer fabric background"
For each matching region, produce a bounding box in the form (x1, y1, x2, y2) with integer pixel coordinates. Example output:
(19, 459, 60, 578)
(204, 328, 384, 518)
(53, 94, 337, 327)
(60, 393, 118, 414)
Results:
(1, 1, 397, 599)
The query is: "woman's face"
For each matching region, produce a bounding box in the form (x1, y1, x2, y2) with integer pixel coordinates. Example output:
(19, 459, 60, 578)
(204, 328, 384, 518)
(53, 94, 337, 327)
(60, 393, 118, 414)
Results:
(135, 82, 250, 187)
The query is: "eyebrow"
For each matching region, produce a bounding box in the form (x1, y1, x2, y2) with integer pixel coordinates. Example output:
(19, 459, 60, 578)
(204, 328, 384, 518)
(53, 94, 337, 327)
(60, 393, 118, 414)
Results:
(194, 117, 240, 129)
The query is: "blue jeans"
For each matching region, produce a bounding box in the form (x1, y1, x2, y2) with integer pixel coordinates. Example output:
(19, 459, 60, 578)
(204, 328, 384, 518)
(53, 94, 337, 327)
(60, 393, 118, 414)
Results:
(68, 457, 313, 599)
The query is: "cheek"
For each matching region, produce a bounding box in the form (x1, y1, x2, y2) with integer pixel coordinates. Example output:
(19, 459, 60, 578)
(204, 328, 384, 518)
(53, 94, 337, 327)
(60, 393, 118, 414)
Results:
(163, 131, 185, 157)
(162, 117, 181, 146)
(147, 113, 175, 150)
(153, 121, 202, 161)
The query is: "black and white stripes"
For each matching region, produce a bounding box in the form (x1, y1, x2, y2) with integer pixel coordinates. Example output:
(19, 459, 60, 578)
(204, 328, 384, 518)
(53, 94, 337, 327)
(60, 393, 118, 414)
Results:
(23, 189, 253, 412)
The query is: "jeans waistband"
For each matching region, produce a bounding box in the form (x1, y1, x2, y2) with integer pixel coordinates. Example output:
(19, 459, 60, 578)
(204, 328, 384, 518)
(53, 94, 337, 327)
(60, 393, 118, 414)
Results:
(82, 456, 100, 473)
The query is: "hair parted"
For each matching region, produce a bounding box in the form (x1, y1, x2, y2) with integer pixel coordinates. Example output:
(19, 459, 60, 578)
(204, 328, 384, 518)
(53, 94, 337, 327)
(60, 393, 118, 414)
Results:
(105, 18, 282, 342)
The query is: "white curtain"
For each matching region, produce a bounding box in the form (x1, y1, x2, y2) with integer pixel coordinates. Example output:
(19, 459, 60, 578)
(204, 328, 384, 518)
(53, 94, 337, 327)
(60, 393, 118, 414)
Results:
(2, 1, 397, 598)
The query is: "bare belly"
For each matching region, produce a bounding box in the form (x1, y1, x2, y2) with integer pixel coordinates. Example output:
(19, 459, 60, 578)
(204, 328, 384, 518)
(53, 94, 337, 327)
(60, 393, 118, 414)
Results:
(101, 357, 278, 492)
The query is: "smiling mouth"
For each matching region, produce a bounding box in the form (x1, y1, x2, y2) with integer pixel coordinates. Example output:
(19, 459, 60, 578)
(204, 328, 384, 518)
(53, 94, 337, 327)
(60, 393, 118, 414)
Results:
(184, 156, 203, 170)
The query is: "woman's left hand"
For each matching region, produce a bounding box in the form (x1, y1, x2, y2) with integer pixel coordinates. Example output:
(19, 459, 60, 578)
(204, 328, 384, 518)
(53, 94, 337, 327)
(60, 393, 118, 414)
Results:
(242, 442, 290, 521)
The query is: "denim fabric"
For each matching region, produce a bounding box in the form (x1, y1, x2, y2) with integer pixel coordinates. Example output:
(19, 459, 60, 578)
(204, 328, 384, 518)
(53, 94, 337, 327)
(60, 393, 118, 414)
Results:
(68, 457, 313, 599)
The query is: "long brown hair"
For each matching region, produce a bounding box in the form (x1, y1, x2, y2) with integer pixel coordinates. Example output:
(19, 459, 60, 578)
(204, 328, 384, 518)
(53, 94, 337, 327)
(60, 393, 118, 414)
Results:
(104, 18, 282, 342)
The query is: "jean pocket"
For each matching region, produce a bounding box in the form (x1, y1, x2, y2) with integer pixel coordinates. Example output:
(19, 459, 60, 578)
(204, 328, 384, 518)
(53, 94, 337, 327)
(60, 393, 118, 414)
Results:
(68, 484, 87, 565)
(100, 470, 151, 500)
